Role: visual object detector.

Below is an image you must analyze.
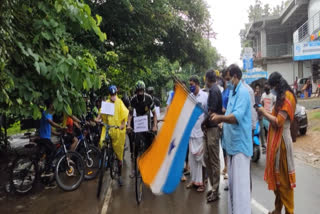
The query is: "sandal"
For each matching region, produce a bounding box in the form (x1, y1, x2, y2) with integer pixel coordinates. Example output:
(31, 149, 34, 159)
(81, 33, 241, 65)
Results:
(206, 190, 213, 197)
(186, 182, 194, 189)
(196, 185, 205, 192)
(181, 175, 187, 182)
(207, 193, 219, 203)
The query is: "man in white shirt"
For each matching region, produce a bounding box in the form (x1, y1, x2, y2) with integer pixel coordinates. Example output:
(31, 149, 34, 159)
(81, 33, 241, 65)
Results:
(186, 76, 208, 192)
(260, 83, 276, 151)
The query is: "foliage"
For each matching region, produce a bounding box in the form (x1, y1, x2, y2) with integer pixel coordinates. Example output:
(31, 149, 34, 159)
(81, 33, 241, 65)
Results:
(1, 0, 222, 120)
(0, 0, 108, 118)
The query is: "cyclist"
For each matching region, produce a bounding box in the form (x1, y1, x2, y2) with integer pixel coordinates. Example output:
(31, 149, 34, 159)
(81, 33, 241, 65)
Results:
(147, 86, 161, 107)
(127, 81, 158, 178)
(62, 114, 81, 151)
(96, 85, 129, 186)
(39, 100, 65, 188)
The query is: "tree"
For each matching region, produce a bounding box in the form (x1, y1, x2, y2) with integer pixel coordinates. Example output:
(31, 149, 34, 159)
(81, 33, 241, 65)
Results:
(0, 0, 108, 118)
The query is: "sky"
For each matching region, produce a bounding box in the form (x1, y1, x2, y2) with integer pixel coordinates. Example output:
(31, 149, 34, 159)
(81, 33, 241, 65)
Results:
(206, 0, 285, 66)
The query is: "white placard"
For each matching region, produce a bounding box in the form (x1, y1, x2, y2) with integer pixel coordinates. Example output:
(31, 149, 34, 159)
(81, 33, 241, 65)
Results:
(150, 107, 161, 118)
(100, 101, 115, 115)
(134, 115, 148, 133)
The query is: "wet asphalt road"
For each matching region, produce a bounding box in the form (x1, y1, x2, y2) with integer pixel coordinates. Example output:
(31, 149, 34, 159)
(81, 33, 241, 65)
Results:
(107, 151, 320, 214)
(1, 135, 320, 214)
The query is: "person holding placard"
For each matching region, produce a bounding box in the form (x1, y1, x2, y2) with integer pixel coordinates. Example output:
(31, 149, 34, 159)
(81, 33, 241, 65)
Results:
(127, 81, 158, 178)
(96, 85, 129, 186)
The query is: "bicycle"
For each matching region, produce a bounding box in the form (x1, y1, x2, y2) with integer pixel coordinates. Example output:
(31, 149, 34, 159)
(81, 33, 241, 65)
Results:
(131, 130, 155, 205)
(96, 123, 120, 198)
(74, 122, 101, 180)
(10, 133, 85, 194)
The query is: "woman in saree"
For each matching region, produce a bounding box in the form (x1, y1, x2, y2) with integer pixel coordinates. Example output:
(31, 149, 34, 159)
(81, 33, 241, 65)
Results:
(257, 72, 297, 214)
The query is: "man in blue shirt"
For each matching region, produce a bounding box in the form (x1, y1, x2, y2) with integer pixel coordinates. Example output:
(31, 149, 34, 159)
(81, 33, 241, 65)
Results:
(210, 64, 252, 214)
(39, 100, 65, 181)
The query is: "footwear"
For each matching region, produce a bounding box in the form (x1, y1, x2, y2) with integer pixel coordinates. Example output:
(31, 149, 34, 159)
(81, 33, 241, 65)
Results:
(181, 175, 187, 182)
(41, 171, 54, 178)
(196, 185, 205, 192)
(207, 192, 220, 203)
(129, 170, 135, 179)
(184, 170, 190, 176)
(206, 190, 213, 197)
(186, 182, 194, 189)
(223, 173, 228, 180)
(45, 183, 57, 190)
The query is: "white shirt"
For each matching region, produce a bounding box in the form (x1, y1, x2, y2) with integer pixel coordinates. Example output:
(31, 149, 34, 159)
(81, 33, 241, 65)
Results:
(242, 81, 257, 130)
(190, 89, 208, 138)
(261, 92, 276, 113)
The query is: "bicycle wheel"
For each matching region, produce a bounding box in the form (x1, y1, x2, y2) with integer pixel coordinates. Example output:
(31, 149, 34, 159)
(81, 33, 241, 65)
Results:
(10, 156, 38, 194)
(110, 152, 119, 180)
(55, 151, 84, 191)
(135, 158, 143, 204)
(97, 147, 106, 198)
(83, 145, 101, 180)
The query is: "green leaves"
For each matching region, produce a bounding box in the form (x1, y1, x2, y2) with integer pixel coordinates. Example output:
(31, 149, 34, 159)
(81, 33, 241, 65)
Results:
(0, 0, 107, 118)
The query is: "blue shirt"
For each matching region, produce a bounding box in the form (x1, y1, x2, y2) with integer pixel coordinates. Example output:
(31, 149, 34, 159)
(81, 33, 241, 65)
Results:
(222, 81, 253, 157)
(222, 88, 230, 109)
(40, 111, 53, 139)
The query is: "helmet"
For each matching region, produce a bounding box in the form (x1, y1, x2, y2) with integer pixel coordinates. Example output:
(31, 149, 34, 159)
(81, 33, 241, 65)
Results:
(147, 86, 154, 94)
(135, 80, 145, 91)
(108, 85, 118, 95)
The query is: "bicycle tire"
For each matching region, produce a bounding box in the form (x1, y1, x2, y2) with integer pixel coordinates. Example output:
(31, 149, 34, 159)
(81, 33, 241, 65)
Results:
(10, 156, 38, 194)
(84, 145, 101, 180)
(55, 151, 85, 191)
(97, 148, 106, 198)
(135, 158, 143, 204)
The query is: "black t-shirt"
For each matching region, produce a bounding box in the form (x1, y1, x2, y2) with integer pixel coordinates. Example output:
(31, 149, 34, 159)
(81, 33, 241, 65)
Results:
(130, 93, 155, 130)
(153, 96, 161, 107)
(206, 84, 223, 128)
(130, 93, 155, 116)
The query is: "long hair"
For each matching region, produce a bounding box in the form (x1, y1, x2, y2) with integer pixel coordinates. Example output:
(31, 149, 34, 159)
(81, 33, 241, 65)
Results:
(267, 72, 297, 113)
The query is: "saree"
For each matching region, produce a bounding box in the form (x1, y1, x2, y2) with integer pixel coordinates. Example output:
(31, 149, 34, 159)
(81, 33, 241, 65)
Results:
(264, 91, 296, 191)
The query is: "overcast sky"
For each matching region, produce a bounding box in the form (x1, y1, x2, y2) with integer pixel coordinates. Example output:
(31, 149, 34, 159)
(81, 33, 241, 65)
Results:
(206, 0, 284, 66)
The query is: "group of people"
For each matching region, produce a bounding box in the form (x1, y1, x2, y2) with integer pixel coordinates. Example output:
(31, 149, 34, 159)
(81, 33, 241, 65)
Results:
(37, 63, 297, 214)
(171, 64, 296, 214)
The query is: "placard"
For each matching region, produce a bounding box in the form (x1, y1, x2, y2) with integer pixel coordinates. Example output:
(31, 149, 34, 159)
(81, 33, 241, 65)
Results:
(134, 115, 148, 133)
(100, 101, 115, 115)
(150, 107, 161, 118)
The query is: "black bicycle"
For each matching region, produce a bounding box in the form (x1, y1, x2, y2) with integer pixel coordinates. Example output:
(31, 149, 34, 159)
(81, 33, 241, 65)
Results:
(75, 122, 101, 180)
(133, 131, 155, 205)
(96, 123, 120, 198)
(10, 133, 85, 194)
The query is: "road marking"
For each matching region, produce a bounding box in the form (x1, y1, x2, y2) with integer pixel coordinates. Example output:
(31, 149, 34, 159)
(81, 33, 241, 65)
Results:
(251, 198, 269, 214)
(101, 181, 113, 214)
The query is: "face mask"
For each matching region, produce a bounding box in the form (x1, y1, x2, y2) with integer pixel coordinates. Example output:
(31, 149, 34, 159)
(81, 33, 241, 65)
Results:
(110, 95, 116, 102)
(190, 85, 196, 93)
(271, 89, 277, 96)
(226, 80, 233, 90)
(137, 94, 144, 101)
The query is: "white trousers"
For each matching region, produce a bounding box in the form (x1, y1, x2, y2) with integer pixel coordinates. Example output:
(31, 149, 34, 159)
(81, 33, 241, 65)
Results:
(227, 153, 251, 214)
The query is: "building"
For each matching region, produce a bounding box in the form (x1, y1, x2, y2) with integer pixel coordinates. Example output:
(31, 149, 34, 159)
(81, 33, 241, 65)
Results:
(245, 0, 320, 90)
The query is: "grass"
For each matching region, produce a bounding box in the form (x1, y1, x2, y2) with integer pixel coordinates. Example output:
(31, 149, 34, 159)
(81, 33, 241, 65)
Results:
(310, 111, 320, 120)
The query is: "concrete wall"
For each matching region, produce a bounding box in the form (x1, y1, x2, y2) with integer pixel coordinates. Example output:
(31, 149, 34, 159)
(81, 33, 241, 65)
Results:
(267, 62, 297, 84)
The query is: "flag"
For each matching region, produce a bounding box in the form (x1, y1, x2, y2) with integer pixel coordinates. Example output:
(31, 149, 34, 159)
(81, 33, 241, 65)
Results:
(138, 83, 204, 194)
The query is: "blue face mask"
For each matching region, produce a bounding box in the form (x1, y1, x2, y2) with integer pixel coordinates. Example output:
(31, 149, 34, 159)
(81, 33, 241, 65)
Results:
(190, 85, 196, 93)
(226, 81, 233, 90)
(271, 89, 277, 96)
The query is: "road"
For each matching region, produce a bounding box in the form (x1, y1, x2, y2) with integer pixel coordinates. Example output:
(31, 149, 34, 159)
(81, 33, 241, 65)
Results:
(106, 151, 320, 214)
(1, 132, 320, 214)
